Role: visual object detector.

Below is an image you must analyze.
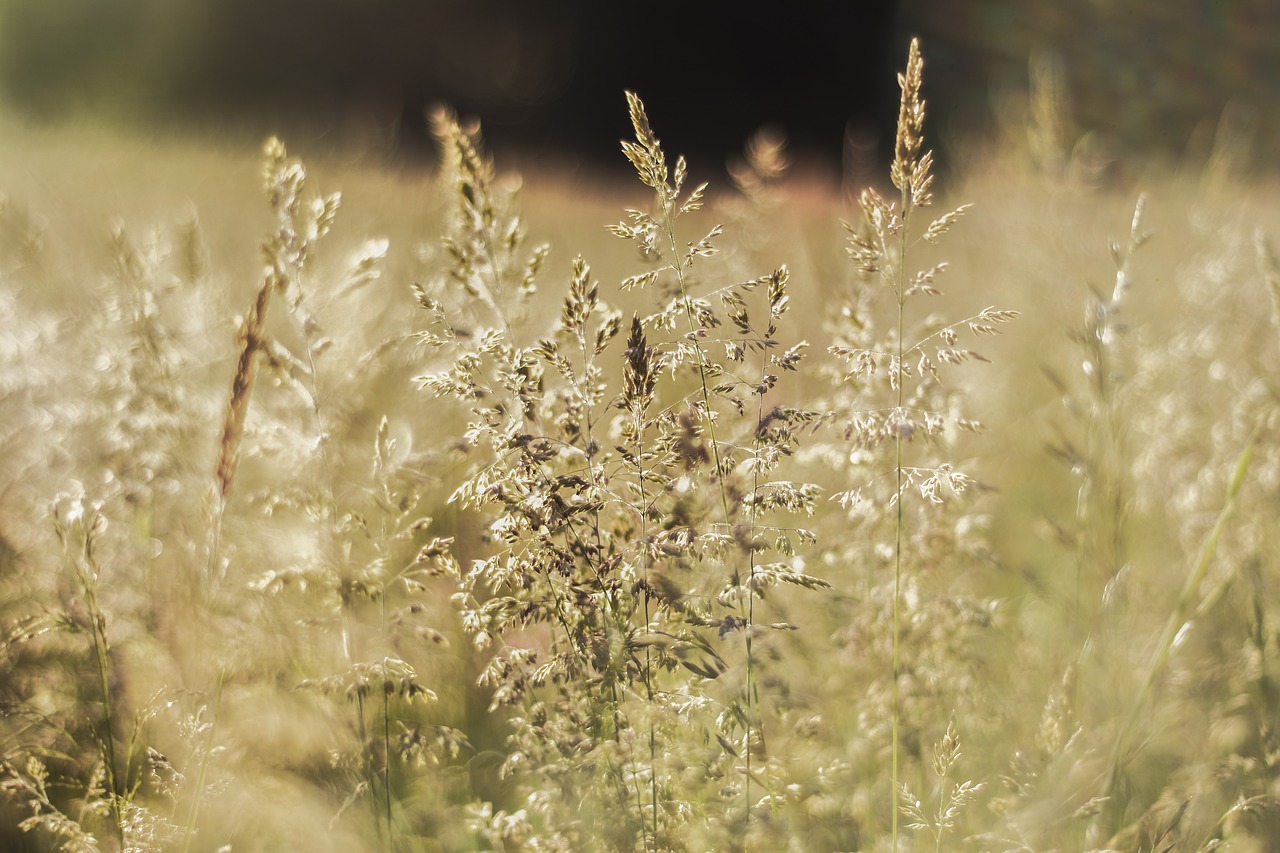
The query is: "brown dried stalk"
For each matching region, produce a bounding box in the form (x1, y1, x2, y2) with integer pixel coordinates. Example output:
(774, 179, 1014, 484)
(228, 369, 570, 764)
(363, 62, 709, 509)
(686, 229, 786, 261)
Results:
(214, 272, 274, 500)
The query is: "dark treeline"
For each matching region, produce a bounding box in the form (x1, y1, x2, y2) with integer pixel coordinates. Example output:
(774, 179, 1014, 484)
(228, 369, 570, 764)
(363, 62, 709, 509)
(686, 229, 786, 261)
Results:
(0, 0, 900, 173)
(1, 1, 1276, 174)
(903, 0, 1280, 172)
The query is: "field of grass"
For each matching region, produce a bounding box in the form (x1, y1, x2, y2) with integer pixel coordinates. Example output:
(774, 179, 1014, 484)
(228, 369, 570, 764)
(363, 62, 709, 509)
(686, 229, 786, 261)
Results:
(2, 43, 1280, 852)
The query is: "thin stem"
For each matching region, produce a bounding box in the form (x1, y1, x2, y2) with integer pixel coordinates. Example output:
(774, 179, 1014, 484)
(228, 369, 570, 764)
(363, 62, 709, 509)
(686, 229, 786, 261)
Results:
(338, 604, 373, 826)
(179, 669, 226, 853)
(297, 300, 339, 533)
(744, 387, 766, 824)
(382, 683, 392, 848)
(933, 762, 948, 853)
(87, 596, 124, 842)
(891, 364, 903, 851)
(890, 183, 909, 853)
(204, 489, 227, 597)
(60, 522, 125, 843)
(381, 600, 394, 849)
(633, 397, 657, 849)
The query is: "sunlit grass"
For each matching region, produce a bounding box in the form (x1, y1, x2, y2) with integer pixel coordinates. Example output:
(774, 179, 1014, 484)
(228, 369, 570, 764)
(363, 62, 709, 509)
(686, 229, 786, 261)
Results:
(2, 42, 1280, 852)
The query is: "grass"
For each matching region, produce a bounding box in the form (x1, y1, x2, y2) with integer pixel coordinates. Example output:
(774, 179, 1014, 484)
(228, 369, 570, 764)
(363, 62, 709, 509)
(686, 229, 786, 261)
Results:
(1, 39, 1280, 852)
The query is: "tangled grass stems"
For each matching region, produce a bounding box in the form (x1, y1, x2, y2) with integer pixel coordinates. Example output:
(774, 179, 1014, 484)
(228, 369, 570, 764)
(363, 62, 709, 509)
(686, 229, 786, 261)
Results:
(618, 92, 825, 841)
(209, 138, 340, 584)
(1102, 422, 1259, 833)
(210, 136, 429, 847)
(417, 81, 825, 849)
(622, 88, 752, 829)
(176, 670, 224, 853)
(1037, 193, 1150, 757)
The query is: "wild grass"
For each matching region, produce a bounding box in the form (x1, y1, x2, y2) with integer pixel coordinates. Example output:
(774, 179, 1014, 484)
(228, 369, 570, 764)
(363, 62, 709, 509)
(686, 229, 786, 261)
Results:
(1, 39, 1279, 853)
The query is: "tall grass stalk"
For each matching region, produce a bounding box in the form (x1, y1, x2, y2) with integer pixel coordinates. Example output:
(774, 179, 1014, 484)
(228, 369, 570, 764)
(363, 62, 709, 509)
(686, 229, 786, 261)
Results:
(890, 40, 932, 850)
(52, 496, 125, 845)
(1076, 194, 1148, 625)
(837, 38, 1013, 845)
(889, 40, 928, 851)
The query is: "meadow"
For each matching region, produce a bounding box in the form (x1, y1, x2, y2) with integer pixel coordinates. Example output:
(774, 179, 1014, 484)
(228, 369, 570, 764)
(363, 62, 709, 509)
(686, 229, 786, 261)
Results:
(2, 42, 1279, 852)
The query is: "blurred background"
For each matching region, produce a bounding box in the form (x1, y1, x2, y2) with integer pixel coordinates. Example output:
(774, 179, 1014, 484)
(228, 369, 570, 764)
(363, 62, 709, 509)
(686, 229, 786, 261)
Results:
(0, 0, 1276, 175)
(0, 0, 893, 175)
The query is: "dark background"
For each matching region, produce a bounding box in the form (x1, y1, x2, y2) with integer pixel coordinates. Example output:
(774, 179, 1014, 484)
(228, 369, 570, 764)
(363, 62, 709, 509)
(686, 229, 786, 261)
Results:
(0, 1, 1276, 175)
(0, 0, 901, 173)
